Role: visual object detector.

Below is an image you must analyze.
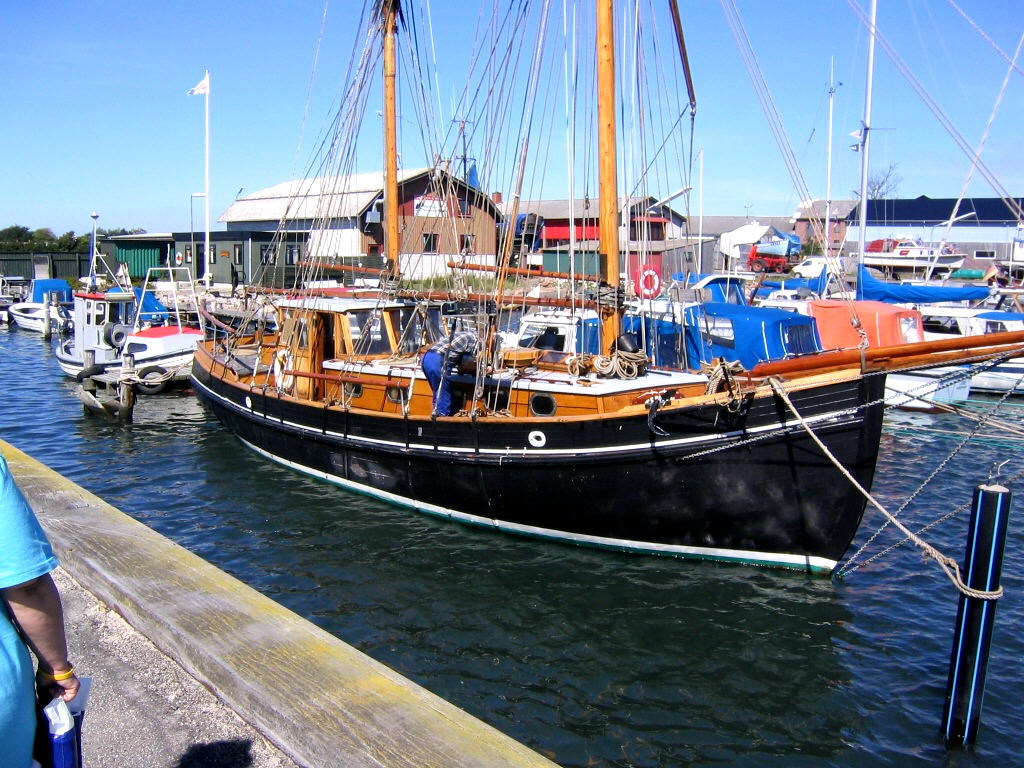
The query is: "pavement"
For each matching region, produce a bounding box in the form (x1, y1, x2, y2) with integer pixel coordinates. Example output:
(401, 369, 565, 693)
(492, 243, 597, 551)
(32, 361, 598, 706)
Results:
(51, 567, 299, 768)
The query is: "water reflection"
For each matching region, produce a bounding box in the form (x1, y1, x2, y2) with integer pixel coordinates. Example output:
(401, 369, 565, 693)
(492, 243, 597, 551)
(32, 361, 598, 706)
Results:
(2, 327, 1022, 767)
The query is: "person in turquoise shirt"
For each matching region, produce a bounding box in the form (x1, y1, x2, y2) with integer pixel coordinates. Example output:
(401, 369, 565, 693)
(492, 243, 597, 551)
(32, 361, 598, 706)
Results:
(0, 455, 80, 768)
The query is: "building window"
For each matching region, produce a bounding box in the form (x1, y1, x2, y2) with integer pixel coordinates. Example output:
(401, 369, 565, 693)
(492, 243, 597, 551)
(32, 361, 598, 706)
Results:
(209, 245, 216, 264)
(459, 234, 475, 254)
(974, 250, 996, 260)
(414, 195, 444, 217)
(234, 244, 243, 265)
(185, 247, 193, 263)
(260, 245, 275, 265)
(286, 245, 299, 265)
(423, 233, 439, 253)
(457, 198, 470, 217)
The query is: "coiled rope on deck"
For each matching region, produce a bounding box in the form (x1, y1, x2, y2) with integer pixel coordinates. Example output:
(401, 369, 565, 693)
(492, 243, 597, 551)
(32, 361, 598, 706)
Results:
(767, 377, 1003, 601)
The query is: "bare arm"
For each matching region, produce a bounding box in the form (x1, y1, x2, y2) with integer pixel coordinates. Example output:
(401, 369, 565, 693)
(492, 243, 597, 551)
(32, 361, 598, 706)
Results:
(2, 573, 79, 701)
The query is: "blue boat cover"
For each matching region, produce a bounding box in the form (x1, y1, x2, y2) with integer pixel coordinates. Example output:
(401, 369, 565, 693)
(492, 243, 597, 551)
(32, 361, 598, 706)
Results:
(756, 227, 802, 257)
(977, 310, 1024, 323)
(856, 264, 990, 303)
(29, 279, 73, 303)
(756, 267, 831, 299)
(625, 302, 822, 370)
(670, 273, 750, 305)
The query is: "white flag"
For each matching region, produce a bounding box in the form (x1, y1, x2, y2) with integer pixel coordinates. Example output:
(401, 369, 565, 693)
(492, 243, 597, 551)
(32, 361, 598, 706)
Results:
(188, 72, 209, 96)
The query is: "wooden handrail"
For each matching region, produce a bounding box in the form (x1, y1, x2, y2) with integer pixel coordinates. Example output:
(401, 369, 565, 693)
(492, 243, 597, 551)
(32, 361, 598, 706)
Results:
(750, 329, 1024, 378)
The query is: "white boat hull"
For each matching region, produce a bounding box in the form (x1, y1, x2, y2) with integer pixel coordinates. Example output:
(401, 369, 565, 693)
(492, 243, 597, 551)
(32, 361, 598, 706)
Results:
(9, 303, 71, 334)
(885, 367, 971, 410)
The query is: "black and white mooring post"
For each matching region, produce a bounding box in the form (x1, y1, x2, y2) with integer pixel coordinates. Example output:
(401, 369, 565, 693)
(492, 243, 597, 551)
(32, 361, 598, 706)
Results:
(941, 481, 1011, 747)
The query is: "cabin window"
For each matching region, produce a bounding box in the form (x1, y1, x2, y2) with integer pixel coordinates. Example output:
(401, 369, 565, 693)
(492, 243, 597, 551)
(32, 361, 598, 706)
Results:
(921, 316, 960, 335)
(281, 313, 310, 349)
(985, 321, 1008, 334)
(704, 317, 735, 348)
(520, 324, 565, 351)
(348, 310, 393, 355)
(784, 325, 820, 356)
(974, 250, 996, 260)
(423, 233, 439, 253)
(899, 317, 922, 344)
(389, 307, 433, 355)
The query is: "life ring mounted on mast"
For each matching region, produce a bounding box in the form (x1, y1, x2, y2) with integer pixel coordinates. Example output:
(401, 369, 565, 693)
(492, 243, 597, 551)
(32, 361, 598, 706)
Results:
(637, 268, 661, 299)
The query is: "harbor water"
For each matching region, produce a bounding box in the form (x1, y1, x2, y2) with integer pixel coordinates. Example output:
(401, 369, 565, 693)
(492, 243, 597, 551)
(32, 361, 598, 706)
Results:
(2, 326, 1022, 767)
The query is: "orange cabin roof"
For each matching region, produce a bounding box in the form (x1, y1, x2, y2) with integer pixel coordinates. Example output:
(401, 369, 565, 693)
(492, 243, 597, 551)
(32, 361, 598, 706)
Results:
(808, 299, 923, 349)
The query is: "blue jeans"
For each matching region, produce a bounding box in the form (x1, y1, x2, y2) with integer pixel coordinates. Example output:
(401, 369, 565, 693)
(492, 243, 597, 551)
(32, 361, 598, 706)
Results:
(422, 350, 453, 416)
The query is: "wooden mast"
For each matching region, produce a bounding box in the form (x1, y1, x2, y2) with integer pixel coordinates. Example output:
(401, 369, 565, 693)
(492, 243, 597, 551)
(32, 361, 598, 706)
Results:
(383, 0, 400, 278)
(596, 0, 620, 350)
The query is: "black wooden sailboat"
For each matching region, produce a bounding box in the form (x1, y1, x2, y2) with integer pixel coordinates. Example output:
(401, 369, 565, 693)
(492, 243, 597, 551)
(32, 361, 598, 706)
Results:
(191, 0, 1024, 573)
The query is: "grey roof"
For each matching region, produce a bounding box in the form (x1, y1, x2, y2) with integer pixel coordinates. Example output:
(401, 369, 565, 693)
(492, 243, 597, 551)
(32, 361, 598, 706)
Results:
(696, 215, 797, 236)
(791, 199, 858, 220)
(219, 168, 433, 224)
(504, 196, 685, 221)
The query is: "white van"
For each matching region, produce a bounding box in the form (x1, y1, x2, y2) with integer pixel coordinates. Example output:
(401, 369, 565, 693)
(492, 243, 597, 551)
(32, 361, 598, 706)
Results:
(791, 256, 843, 278)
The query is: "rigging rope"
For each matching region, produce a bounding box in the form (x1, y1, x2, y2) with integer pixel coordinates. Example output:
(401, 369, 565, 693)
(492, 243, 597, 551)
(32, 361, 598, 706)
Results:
(845, 0, 1024, 223)
(767, 377, 1002, 601)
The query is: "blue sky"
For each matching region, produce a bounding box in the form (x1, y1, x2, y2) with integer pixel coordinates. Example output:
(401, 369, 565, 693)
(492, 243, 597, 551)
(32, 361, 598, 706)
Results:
(2, 1, 1021, 238)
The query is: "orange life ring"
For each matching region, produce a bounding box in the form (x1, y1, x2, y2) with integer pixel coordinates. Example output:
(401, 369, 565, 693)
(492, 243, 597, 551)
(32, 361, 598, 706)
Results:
(637, 268, 661, 299)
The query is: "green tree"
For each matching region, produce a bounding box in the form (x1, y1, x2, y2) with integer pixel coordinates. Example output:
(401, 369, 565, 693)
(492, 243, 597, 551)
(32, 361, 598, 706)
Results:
(0, 225, 32, 243)
(56, 231, 86, 252)
(98, 227, 147, 236)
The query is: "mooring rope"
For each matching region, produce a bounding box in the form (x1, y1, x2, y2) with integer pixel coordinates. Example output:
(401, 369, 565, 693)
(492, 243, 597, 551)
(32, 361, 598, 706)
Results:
(767, 377, 1003, 601)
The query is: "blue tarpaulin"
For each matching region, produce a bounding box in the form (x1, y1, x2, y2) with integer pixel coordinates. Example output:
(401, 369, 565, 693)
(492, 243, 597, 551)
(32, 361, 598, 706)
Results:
(626, 302, 822, 370)
(756, 267, 831, 299)
(856, 264, 991, 303)
(29, 279, 73, 303)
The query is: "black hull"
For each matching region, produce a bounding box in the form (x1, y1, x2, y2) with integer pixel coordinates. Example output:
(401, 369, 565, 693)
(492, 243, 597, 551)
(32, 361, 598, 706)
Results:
(192, 363, 886, 572)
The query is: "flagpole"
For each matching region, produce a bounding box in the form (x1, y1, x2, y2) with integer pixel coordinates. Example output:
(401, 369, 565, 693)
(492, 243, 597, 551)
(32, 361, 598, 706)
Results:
(204, 69, 210, 288)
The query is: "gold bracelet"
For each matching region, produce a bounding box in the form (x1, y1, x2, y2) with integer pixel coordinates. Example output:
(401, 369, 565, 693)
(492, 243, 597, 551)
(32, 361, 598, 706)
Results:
(38, 665, 75, 682)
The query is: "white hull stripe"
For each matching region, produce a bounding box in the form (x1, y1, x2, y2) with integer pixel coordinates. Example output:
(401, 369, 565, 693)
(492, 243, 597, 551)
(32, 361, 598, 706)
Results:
(194, 377, 861, 459)
(237, 435, 838, 574)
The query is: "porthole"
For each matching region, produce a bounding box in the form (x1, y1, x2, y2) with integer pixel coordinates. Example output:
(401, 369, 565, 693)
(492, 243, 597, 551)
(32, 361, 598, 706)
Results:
(343, 382, 363, 399)
(529, 393, 557, 417)
(386, 384, 410, 404)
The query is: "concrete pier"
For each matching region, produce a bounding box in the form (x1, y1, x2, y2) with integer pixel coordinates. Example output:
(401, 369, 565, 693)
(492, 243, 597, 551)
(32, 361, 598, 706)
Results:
(1, 440, 559, 768)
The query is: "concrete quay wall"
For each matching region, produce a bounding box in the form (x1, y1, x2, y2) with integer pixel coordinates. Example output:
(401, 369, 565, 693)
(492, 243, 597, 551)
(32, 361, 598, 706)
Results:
(1, 440, 559, 768)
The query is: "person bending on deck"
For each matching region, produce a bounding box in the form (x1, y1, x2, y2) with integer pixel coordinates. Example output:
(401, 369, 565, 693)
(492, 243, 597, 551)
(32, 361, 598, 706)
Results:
(422, 329, 484, 416)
